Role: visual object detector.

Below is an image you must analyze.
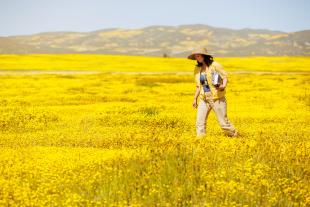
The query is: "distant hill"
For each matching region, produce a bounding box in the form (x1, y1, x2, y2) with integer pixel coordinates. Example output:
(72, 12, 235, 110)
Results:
(0, 24, 309, 57)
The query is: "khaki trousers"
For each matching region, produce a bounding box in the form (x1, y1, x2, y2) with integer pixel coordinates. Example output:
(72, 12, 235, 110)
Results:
(196, 96, 236, 137)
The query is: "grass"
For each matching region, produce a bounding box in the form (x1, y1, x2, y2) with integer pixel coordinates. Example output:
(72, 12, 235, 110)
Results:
(0, 55, 309, 206)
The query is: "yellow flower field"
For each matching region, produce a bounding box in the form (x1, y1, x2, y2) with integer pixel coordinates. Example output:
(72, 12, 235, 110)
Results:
(0, 55, 309, 206)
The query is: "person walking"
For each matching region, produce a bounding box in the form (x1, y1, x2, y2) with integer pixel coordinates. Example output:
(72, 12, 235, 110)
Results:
(188, 47, 239, 138)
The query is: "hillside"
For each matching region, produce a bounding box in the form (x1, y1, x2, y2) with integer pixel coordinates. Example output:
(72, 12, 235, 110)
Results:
(0, 24, 309, 56)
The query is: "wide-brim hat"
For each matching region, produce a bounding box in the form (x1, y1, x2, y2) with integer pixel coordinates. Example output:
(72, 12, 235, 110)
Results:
(187, 47, 209, 60)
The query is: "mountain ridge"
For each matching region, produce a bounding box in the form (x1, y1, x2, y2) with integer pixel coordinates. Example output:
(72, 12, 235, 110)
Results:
(0, 24, 309, 56)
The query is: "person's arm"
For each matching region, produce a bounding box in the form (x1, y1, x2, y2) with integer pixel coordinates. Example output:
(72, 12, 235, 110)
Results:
(192, 67, 200, 108)
(192, 86, 200, 108)
(213, 62, 228, 91)
(218, 77, 227, 90)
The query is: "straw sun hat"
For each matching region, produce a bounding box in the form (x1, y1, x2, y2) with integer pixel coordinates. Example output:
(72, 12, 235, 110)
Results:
(187, 47, 210, 60)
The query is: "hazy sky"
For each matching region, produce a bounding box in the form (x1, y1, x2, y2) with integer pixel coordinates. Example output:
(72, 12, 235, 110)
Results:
(0, 0, 309, 36)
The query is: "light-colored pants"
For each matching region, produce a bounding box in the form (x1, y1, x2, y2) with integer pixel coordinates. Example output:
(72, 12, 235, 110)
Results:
(196, 96, 236, 137)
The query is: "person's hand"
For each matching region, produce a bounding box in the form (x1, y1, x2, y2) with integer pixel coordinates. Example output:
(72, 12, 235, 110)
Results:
(217, 84, 226, 91)
(192, 99, 198, 108)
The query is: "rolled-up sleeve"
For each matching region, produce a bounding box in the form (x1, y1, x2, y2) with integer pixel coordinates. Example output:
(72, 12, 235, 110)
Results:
(194, 67, 200, 87)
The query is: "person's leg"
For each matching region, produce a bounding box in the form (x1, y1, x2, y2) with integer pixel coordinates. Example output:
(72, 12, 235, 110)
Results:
(196, 99, 212, 137)
(212, 97, 237, 136)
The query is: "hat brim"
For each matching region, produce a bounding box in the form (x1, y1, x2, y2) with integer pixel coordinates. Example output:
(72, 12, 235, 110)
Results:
(187, 53, 209, 60)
